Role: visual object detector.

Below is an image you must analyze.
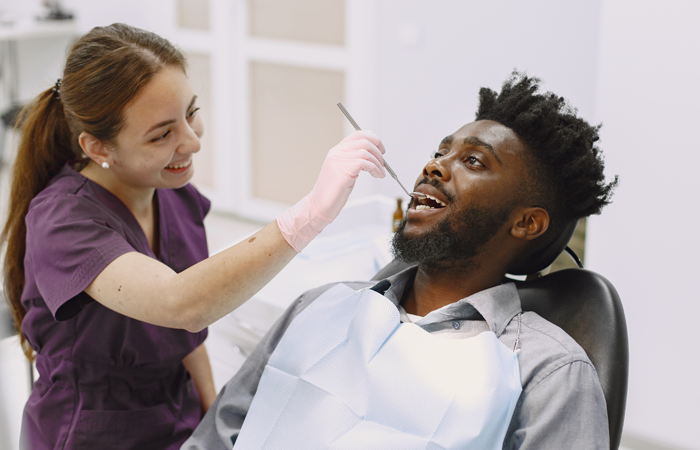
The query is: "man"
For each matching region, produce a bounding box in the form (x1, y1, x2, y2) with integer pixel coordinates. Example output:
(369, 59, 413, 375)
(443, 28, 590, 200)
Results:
(183, 72, 617, 450)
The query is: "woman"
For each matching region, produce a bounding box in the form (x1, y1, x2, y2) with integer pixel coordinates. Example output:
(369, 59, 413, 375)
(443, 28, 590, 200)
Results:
(1, 24, 385, 449)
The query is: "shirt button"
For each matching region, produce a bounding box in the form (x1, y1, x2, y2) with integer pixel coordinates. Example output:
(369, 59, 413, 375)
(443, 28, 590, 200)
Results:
(452, 321, 460, 330)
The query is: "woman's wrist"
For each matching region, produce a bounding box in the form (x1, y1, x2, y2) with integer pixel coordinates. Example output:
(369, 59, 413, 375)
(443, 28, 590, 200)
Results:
(276, 195, 332, 253)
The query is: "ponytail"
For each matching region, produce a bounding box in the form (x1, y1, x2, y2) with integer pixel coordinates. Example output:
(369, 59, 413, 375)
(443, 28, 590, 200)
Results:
(1, 87, 77, 360)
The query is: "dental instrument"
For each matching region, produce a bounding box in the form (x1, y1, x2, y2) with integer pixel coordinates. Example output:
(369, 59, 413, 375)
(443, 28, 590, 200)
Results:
(336, 103, 426, 200)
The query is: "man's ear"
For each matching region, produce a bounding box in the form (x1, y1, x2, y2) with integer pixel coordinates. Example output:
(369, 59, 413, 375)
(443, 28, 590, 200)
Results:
(78, 132, 111, 166)
(510, 207, 549, 241)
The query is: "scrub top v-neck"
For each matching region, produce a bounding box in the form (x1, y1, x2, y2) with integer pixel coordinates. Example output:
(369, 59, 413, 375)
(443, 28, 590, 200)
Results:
(19, 163, 210, 450)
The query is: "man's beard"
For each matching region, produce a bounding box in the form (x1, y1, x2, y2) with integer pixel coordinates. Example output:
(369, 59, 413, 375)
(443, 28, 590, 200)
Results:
(391, 200, 513, 270)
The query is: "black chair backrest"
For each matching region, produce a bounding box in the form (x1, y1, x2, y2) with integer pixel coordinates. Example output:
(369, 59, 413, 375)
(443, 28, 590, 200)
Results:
(507, 219, 579, 275)
(371, 263, 628, 450)
(512, 269, 628, 450)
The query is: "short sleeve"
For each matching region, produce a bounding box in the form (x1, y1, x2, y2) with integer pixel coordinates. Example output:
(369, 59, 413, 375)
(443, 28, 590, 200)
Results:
(184, 183, 211, 219)
(25, 194, 136, 320)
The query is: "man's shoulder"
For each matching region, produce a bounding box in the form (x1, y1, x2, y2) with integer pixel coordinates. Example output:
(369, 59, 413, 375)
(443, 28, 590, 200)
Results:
(517, 312, 597, 392)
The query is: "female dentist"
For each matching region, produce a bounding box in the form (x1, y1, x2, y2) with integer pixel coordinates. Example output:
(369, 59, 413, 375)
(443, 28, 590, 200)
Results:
(1, 23, 385, 450)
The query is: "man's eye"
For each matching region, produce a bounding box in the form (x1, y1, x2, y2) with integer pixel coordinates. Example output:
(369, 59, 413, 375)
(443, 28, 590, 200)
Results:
(431, 151, 444, 159)
(466, 156, 482, 166)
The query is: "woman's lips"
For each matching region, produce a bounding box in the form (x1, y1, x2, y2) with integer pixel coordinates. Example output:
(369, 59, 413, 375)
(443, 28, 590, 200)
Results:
(164, 158, 192, 173)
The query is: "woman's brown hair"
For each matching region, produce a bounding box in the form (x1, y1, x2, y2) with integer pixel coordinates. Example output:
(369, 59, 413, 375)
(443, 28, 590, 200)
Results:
(1, 23, 187, 360)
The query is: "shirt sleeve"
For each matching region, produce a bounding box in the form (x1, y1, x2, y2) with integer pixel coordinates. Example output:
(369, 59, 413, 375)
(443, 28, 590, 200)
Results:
(25, 193, 136, 320)
(182, 183, 211, 220)
(503, 359, 610, 450)
(181, 283, 345, 450)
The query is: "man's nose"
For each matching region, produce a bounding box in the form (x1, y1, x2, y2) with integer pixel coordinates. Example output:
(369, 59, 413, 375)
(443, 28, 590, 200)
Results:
(423, 157, 451, 181)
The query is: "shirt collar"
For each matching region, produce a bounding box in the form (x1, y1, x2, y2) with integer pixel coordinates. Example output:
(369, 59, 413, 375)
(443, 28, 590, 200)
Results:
(377, 265, 523, 338)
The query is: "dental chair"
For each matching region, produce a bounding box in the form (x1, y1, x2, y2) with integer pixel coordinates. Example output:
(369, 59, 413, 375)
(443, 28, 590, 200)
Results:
(372, 220, 628, 450)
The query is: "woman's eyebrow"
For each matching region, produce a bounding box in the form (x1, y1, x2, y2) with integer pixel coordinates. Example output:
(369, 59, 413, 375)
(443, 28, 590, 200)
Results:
(143, 96, 198, 137)
(144, 119, 176, 137)
(463, 136, 502, 165)
(187, 95, 198, 111)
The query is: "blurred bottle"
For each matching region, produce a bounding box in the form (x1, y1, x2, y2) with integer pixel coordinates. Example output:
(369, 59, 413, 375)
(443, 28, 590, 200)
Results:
(392, 198, 403, 232)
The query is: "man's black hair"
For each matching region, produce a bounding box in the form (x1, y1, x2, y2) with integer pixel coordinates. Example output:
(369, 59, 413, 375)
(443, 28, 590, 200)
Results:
(476, 70, 618, 245)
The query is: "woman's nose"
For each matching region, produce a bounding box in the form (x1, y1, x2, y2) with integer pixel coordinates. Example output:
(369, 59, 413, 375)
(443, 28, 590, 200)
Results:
(179, 122, 202, 155)
(423, 157, 451, 181)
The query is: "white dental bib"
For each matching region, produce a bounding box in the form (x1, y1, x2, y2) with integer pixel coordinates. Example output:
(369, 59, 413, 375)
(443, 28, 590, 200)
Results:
(235, 284, 523, 450)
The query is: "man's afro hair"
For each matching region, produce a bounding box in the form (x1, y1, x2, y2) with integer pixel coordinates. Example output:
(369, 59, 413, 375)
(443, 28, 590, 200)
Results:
(475, 70, 618, 241)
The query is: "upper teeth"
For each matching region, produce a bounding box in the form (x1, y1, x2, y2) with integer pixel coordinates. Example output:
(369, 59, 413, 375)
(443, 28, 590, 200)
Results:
(167, 159, 191, 169)
(414, 193, 447, 210)
(424, 194, 446, 206)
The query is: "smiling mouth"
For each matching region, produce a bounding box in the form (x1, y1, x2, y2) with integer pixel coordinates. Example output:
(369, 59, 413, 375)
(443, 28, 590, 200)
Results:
(413, 193, 447, 210)
(166, 159, 192, 170)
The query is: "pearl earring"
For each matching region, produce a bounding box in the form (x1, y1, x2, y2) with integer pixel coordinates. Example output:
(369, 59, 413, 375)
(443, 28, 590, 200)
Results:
(101, 162, 110, 169)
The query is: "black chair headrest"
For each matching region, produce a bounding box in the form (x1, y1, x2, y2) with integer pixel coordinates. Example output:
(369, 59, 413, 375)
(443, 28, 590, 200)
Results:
(506, 219, 579, 276)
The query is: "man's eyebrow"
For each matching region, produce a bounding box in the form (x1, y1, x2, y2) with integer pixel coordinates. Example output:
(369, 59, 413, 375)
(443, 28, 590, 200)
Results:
(463, 136, 502, 166)
(440, 135, 453, 146)
(143, 95, 198, 137)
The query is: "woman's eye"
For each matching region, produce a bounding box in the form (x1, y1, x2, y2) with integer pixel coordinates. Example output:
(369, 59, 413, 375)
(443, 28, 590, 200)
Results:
(188, 107, 201, 118)
(151, 130, 170, 142)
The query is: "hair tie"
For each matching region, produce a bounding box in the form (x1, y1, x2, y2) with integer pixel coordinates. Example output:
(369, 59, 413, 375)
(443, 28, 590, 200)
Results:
(52, 78, 62, 100)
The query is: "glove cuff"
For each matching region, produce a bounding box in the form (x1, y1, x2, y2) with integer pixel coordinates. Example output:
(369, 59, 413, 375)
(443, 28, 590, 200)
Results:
(276, 195, 332, 252)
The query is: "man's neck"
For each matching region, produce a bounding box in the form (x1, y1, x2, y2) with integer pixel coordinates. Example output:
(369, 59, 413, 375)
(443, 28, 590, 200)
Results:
(401, 262, 506, 317)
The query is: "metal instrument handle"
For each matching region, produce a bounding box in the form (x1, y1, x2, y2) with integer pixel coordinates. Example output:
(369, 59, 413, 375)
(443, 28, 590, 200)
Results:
(336, 103, 414, 198)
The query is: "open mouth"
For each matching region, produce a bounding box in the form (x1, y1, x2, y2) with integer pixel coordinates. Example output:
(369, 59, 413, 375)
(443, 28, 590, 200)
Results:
(166, 159, 192, 170)
(413, 193, 447, 210)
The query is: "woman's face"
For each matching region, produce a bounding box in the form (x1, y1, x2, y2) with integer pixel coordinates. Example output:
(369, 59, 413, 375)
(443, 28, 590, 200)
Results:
(108, 66, 203, 190)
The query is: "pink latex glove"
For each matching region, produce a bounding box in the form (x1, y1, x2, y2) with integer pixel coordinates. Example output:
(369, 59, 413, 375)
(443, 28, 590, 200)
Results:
(277, 130, 386, 252)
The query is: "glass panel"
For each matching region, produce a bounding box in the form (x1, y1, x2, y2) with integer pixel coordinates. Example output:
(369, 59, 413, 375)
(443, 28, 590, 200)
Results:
(250, 61, 345, 204)
(177, 0, 211, 31)
(249, 0, 345, 46)
(186, 52, 215, 189)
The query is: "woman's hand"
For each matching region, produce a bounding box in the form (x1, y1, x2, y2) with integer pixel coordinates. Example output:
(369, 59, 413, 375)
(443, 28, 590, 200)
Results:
(277, 131, 386, 252)
(310, 130, 385, 219)
(182, 343, 217, 417)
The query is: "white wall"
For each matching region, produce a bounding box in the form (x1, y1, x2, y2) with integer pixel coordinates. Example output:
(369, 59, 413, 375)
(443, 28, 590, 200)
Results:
(61, 0, 168, 34)
(587, 1, 700, 448)
(372, 0, 602, 200)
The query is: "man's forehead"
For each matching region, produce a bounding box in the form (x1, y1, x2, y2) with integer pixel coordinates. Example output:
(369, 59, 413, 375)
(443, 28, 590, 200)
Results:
(445, 120, 521, 149)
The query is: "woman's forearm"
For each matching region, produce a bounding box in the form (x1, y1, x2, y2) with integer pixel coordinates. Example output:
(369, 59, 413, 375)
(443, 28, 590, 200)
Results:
(182, 342, 217, 416)
(85, 220, 297, 331)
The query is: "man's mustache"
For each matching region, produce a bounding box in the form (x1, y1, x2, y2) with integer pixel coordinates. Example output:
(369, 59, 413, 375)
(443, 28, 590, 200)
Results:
(414, 178, 455, 204)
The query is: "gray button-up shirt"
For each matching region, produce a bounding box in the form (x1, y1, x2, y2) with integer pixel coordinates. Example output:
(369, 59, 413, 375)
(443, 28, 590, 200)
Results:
(184, 267, 609, 449)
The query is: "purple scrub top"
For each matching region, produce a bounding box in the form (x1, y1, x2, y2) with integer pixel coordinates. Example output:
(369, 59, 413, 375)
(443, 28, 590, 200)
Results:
(19, 163, 210, 450)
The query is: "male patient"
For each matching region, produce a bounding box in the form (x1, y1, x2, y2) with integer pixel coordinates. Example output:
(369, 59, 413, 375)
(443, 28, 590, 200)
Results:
(183, 72, 617, 450)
